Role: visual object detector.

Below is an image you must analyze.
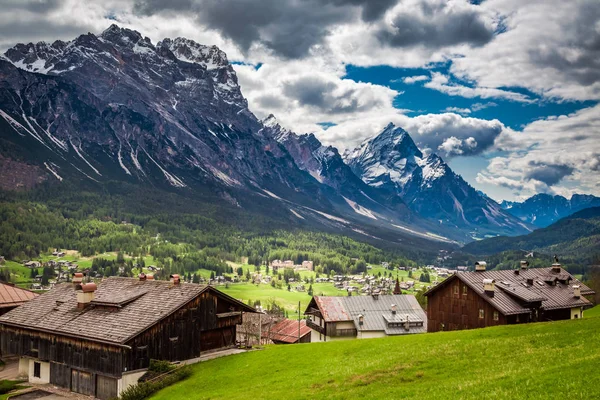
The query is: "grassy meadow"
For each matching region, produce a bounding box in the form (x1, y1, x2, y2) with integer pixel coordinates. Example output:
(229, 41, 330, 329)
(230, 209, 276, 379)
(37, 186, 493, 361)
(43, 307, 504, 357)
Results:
(152, 313, 600, 400)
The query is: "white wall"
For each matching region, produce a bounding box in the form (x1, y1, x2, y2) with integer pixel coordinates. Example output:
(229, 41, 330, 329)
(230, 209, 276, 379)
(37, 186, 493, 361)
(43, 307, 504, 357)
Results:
(18, 358, 29, 377)
(117, 369, 147, 395)
(571, 307, 583, 319)
(27, 359, 50, 384)
(357, 331, 386, 339)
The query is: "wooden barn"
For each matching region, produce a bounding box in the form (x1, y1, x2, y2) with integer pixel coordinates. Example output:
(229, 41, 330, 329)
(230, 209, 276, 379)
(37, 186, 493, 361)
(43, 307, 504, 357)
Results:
(424, 261, 595, 333)
(0, 274, 255, 399)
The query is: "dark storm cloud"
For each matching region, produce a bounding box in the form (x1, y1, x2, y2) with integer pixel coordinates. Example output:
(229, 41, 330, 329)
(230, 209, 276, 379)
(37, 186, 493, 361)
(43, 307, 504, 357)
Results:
(282, 75, 386, 114)
(524, 162, 575, 186)
(2, 0, 65, 13)
(529, 1, 600, 88)
(377, 1, 494, 49)
(132, 0, 395, 58)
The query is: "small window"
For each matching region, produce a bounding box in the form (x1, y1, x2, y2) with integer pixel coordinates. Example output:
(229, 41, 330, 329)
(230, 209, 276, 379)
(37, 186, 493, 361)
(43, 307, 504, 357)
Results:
(33, 362, 41, 378)
(493, 311, 499, 321)
(462, 286, 467, 295)
(454, 285, 459, 295)
(479, 309, 484, 319)
(574, 314, 579, 319)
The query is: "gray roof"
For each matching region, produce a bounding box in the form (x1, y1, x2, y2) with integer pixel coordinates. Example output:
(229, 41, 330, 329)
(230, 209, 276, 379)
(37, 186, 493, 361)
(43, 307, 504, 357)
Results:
(425, 267, 594, 316)
(309, 294, 427, 335)
(0, 277, 254, 345)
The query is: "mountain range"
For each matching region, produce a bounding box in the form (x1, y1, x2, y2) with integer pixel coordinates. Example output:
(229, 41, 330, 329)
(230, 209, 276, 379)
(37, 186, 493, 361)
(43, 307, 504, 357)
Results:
(0, 24, 552, 247)
(500, 194, 600, 228)
(463, 206, 600, 264)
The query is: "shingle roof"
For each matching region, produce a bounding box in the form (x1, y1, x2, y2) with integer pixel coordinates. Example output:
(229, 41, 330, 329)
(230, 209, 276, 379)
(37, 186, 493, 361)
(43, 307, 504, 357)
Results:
(265, 319, 311, 343)
(425, 267, 594, 316)
(0, 283, 37, 308)
(0, 277, 254, 345)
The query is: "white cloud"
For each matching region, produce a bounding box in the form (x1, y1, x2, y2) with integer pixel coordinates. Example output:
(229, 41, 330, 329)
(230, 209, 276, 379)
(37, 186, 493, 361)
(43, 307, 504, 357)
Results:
(477, 104, 600, 197)
(402, 75, 429, 84)
(444, 106, 471, 115)
(424, 72, 532, 102)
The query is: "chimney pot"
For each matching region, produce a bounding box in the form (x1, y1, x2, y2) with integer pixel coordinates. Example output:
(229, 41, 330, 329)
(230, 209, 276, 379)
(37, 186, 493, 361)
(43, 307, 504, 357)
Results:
(170, 274, 180, 285)
(139, 273, 147, 281)
(404, 315, 410, 331)
(475, 261, 487, 272)
(391, 304, 397, 315)
(483, 278, 495, 296)
(573, 285, 581, 299)
(520, 260, 529, 269)
(77, 282, 96, 309)
(552, 263, 561, 273)
(146, 274, 154, 280)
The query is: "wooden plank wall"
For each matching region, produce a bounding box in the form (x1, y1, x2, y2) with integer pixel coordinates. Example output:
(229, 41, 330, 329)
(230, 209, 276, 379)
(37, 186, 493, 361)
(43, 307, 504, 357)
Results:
(427, 279, 507, 332)
(0, 327, 123, 376)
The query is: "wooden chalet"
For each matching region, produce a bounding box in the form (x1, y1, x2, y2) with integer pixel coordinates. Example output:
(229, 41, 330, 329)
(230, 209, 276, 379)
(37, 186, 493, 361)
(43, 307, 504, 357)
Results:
(0, 274, 255, 399)
(424, 261, 595, 333)
(304, 294, 426, 342)
(0, 282, 37, 316)
(263, 319, 311, 344)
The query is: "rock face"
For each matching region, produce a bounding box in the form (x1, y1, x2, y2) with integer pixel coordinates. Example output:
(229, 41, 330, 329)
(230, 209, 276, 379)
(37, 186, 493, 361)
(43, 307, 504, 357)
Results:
(501, 194, 600, 227)
(344, 123, 532, 238)
(0, 24, 533, 244)
(0, 25, 322, 202)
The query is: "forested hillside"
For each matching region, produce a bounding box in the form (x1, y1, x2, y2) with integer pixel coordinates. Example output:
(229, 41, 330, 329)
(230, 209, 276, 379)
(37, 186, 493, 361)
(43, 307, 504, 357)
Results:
(462, 207, 600, 264)
(0, 181, 429, 279)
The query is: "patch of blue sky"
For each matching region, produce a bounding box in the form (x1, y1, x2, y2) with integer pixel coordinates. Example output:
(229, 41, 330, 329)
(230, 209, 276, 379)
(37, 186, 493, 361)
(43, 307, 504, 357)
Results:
(344, 64, 597, 130)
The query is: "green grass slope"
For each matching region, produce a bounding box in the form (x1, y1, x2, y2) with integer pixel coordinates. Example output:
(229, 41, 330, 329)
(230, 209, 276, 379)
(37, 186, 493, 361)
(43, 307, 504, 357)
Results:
(463, 206, 600, 263)
(152, 316, 600, 400)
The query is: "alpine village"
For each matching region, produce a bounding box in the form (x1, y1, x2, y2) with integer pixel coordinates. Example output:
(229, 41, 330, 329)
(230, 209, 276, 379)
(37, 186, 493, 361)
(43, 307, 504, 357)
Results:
(0, 4, 599, 399)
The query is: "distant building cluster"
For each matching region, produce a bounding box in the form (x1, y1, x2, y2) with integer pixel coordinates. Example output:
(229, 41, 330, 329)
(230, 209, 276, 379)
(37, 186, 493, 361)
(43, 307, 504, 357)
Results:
(270, 260, 313, 271)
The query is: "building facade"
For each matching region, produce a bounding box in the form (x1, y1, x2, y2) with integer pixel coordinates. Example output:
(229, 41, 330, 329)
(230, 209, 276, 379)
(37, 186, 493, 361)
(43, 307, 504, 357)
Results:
(304, 294, 426, 342)
(425, 262, 595, 333)
(0, 275, 255, 399)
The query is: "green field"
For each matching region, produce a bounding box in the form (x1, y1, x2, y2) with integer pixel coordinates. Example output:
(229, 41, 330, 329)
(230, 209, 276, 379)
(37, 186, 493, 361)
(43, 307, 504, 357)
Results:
(152, 314, 600, 400)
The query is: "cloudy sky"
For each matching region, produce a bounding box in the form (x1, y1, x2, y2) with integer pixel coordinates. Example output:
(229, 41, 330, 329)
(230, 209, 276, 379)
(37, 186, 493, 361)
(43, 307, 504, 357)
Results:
(1, 0, 599, 201)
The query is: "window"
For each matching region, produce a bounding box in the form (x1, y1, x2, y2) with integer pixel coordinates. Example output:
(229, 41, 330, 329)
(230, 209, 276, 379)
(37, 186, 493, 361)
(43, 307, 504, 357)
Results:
(479, 309, 484, 319)
(462, 286, 468, 295)
(33, 362, 41, 378)
(454, 285, 459, 295)
(493, 311, 499, 321)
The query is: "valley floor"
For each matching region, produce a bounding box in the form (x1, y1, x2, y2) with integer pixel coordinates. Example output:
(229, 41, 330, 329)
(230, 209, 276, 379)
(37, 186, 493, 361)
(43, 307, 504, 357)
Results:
(152, 310, 600, 400)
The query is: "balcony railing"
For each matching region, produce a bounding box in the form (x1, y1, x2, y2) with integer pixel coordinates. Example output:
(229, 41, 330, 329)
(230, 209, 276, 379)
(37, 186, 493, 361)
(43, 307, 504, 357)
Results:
(306, 319, 325, 334)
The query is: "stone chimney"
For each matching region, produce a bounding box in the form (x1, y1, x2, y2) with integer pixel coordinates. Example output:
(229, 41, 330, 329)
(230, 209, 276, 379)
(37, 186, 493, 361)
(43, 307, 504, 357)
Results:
(358, 314, 364, 326)
(391, 304, 397, 315)
(552, 263, 561, 273)
(404, 315, 410, 331)
(475, 261, 487, 272)
(72, 272, 84, 288)
(573, 285, 581, 299)
(146, 274, 154, 280)
(77, 282, 96, 309)
(139, 273, 147, 281)
(520, 260, 529, 270)
(483, 278, 495, 297)
(170, 274, 180, 285)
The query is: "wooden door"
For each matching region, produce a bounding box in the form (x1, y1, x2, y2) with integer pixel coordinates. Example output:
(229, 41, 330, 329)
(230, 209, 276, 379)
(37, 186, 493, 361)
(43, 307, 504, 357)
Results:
(96, 375, 118, 400)
(71, 369, 94, 396)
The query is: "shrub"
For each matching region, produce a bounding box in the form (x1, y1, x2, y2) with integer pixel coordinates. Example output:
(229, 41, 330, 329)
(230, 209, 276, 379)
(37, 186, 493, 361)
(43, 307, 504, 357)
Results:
(118, 365, 191, 400)
(149, 359, 175, 373)
(0, 379, 27, 395)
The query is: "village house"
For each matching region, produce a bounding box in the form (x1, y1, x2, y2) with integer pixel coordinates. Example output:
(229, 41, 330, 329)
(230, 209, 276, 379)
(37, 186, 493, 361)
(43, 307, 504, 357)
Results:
(0, 274, 255, 399)
(301, 261, 313, 271)
(304, 294, 427, 342)
(263, 319, 311, 344)
(0, 256, 5, 264)
(0, 282, 38, 316)
(424, 261, 595, 332)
